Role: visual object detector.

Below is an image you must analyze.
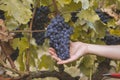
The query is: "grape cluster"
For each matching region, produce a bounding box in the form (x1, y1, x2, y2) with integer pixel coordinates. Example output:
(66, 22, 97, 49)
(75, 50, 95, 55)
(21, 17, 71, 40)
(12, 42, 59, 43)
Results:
(71, 12, 78, 23)
(0, 10, 5, 20)
(32, 6, 50, 45)
(10, 47, 19, 61)
(46, 15, 73, 60)
(102, 33, 120, 45)
(95, 9, 112, 24)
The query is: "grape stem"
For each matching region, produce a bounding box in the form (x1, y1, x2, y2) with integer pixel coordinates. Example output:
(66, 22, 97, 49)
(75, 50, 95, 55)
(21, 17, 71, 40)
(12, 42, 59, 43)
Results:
(52, 0, 59, 15)
(25, 0, 38, 72)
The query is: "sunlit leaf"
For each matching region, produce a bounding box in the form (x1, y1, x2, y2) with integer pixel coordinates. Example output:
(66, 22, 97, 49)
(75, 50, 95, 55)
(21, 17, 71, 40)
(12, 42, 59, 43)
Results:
(17, 53, 25, 71)
(77, 8, 99, 23)
(38, 55, 55, 70)
(0, 0, 32, 24)
(57, 0, 72, 7)
(11, 37, 29, 54)
(73, 0, 89, 9)
(109, 29, 120, 36)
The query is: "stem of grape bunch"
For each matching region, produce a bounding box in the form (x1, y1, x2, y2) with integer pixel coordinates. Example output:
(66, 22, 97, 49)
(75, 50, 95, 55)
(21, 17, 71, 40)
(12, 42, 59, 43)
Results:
(52, 0, 60, 15)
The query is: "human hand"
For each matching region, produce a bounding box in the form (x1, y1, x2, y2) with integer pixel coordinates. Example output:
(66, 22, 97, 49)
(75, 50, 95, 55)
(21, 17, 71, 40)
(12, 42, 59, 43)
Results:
(48, 42, 88, 64)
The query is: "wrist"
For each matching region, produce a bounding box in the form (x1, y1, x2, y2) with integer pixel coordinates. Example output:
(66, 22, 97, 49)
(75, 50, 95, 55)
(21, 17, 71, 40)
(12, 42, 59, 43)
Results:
(85, 43, 93, 54)
(78, 42, 90, 55)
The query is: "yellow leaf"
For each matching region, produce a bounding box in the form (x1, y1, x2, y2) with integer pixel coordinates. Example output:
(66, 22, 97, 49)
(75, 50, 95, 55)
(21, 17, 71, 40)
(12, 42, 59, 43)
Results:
(57, 0, 72, 7)
(63, 13, 71, 22)
(0, 0, 32, 24)
(109, 29, 120, 36)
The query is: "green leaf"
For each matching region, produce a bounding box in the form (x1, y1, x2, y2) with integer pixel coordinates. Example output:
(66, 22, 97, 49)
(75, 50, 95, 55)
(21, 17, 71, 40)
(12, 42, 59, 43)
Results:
(41, 0, 52, 6)
(63, 13, 71, 22)
(0, 0, 32, 24)
(60, 1, 81, 22)
(17, 52, 25, 71)
(78, 55, 96, 76)
(22, 0, 33, 8)
(57, 0, 72, 7)
(77, 8, 99, 23)
(94, 21, 107, 38)
(87, 22, 96, 32)
(73, 0, 89, 9)
(73, 0, 81, 3)
(5, 17, 19, 30)
(11, 37, 29, 54)
(38, 55, 55, 70)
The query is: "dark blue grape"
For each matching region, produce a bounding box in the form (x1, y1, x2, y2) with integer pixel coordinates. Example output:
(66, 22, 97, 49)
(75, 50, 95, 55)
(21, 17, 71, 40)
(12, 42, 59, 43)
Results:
(32, 6, 50, 45)
(102, 32, 120, 45)
(10, 47, 19, 61)
(0, 10, 5, 20)
(46, 15, 73, 60)
(95, 9, 113, 24)
(71, 12, 79, 23)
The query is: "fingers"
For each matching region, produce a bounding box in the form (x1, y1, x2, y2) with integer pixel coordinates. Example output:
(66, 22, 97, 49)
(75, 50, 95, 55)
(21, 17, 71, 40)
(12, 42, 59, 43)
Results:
(49, 47, 62, 61)
(48, 48, 57, 56)
(51, 55, 61, 62)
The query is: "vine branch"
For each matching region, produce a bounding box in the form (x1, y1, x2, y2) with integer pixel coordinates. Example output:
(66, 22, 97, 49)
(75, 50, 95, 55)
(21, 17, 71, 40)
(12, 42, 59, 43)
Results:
(52, 0, 59, 15)
(10, 30, 46, 33)
(0, 42, 16, 69)
(13, 70, 80, 80)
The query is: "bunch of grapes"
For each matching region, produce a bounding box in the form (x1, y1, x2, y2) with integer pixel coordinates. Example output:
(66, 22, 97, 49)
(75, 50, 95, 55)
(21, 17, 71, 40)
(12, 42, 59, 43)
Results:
(10, 47, 19, 61)
(102, 32, 120, 45)
(46, 15, 73, 60)
(0, 10, 5, 20)
(71, 12, 78, 23)
(32, 6, 50, 45)
(95, 9, 113, 24)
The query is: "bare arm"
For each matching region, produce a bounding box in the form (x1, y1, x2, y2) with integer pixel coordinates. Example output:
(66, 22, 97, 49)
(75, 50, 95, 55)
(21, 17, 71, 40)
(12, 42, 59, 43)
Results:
(87, 44, 120, 60)
(49, 42, 120, 64)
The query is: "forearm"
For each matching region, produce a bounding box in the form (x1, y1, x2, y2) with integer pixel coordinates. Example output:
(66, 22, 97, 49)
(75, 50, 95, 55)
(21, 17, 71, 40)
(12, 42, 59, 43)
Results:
(87, 44, 120, 59)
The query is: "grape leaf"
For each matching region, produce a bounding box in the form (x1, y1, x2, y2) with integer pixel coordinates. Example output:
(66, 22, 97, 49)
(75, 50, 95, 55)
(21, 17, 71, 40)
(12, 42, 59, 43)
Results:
(73, 0, 81, 3)
(109, 29, 120, 36)
(17, 52, 25, 71)
(80, 0, 89, 10)
(94, 21, 106, 38)
(78, 55, 96, 76)
(0, 0, 32, 24)
(22, 0, 33, 8)
(5, 17, 19, 30)
(56, 0, 72, 7)
(63, 13, 71, 22)
(11, 37, 29, 54)
(73, 0, 89, 10)
(60, 1, 81, 22)
(77, 8, 99, 23)
(38, 55, 55, 70)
